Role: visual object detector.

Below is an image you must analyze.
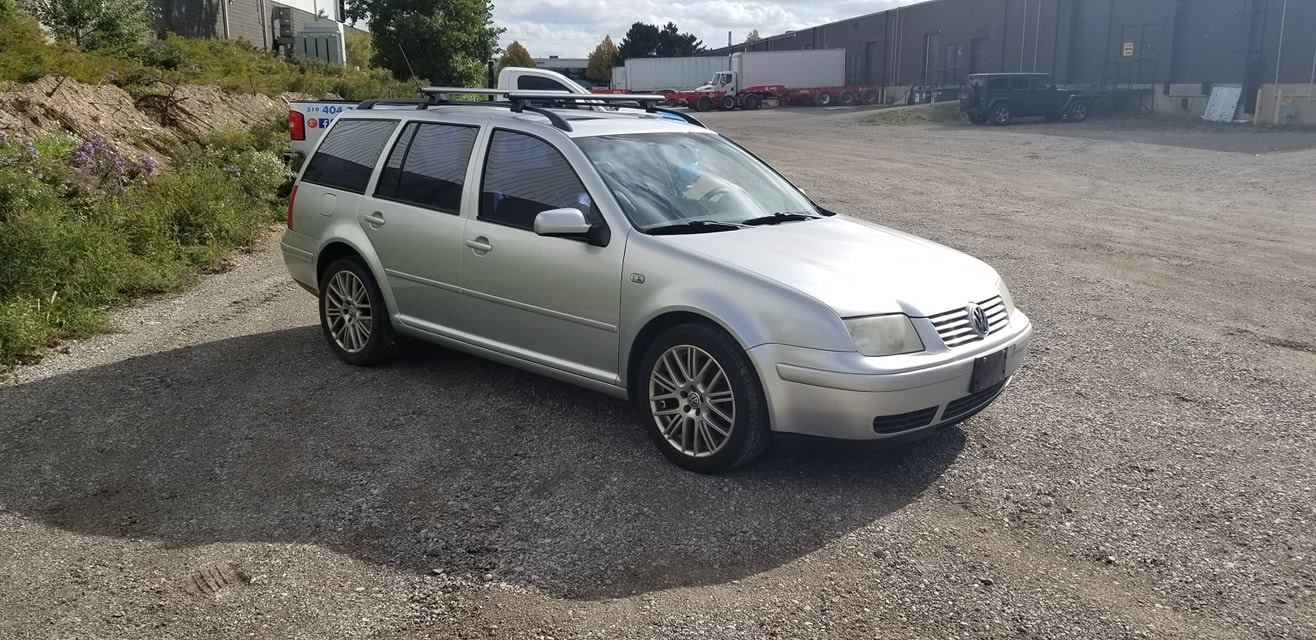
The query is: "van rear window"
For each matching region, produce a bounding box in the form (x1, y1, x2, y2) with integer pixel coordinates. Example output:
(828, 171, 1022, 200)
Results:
(301, 120, 399, 194)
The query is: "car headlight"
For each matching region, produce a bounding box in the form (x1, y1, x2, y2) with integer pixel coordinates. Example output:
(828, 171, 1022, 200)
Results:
(997, 279, 1016, 316)
(843, 314, 924, 357)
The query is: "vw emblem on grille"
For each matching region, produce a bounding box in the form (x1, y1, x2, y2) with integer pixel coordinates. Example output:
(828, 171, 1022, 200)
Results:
(967, 304, 990, 336)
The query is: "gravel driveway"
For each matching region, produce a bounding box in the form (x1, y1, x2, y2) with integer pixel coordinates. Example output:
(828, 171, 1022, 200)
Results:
(2, 111, 1314, 640)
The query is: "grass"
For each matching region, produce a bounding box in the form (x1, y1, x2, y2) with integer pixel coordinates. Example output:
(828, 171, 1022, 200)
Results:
(862, 102, 964, 126)
(0, 13, 417, 100)
(0, 127, 291, 368)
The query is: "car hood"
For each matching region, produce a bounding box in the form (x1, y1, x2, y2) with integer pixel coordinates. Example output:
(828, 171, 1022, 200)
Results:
(661, 216, 1001, 318)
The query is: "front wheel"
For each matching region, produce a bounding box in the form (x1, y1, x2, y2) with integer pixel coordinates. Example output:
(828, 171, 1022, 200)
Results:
(638, 323, 771, 473)
(719, 95, 737, 110)
(990, 103, 1013, 125)
(1065, 101, 1090, 122)
(318, 258, 402, 366)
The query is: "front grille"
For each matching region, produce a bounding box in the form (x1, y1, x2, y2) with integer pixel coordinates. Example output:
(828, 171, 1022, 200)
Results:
(872, 407, 938, 434)
(927, 296, 1009, 348)
(941, 381, 1007, 423)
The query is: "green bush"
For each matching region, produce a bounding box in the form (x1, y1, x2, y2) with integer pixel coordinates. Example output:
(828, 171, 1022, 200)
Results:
(0, 129, 291, 367)
(1, 11, 417, 100)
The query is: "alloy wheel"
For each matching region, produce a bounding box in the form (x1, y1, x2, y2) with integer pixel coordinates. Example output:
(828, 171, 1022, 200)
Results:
(324, 270, 372, 353)
(648, 345, 736, 458)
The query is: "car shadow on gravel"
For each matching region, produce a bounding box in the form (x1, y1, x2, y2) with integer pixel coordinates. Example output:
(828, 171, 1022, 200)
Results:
(0, 327, 963, 600)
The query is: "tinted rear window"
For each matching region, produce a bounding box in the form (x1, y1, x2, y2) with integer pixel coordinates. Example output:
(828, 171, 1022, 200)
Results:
(517, 75, 573, 92)
(301, 119, 398, 194)
(375, 122, 478, 214)
(987, 77, 1009, 91)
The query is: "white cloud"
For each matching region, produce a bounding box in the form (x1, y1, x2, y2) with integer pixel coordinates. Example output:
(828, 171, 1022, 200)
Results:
(494, 0, 920, 58)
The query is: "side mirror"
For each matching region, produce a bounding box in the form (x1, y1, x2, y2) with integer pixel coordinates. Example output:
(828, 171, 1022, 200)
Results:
(534, 208, 609, 246)
(534, 208, 592, 235)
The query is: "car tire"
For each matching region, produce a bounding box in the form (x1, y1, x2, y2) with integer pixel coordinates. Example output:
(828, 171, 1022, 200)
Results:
(990, 103, 1012, 125)
(1065, 101, 1090, 122)
(839, 91, 856, 106)
(719, 95, 737, 110)
(861, 89, 878, 105)
(318, 257, 402, 366)
(695, 96, 714, 112)
(740, 93, 762, 110)
(638, 323, 771, 473)
(815, 91, 833, 107)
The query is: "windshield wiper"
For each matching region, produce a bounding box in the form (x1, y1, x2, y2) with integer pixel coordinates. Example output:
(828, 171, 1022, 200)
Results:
(739, 211, 822, 226)
(646, 219, 747, 235)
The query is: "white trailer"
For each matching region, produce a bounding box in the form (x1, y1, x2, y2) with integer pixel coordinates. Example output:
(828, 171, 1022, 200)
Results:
(673, 49, 877, 110)
(620, 56, 727, 92)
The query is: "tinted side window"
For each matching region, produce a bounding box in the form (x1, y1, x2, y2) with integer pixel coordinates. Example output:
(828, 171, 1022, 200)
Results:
(1011, 76, 1031, 90)
(987, 77, 1009, 91)
(375, 123, 416, 200)
(517, 75, 572, 92)
(301, 120, 398, 194)
(376, 123, 478, 214)
(480, 130, 592, 230)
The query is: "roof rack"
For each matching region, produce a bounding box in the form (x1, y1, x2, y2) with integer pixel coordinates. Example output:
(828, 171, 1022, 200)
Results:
(408, 87, 703, 132)
(356, 98, 429, 110)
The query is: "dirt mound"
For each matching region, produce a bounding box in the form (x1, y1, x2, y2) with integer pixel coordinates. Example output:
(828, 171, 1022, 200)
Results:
(0, 76, 173, 151)
(0, 75, 302, 153)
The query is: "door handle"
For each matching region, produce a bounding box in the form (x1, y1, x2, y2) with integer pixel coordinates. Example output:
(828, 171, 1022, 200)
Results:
(364, 211, 386, 228)
(465, 237, 493, 254)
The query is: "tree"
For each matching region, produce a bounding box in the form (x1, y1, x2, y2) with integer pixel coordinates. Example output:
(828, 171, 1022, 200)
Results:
(497, 40, 534, 68)
(585, 35, 617, 83)
(656, 22, 702, 57)
(344, 0, 503, 87)
(745, 29, 762, 44)
(619, 21, 703, 59)
(30, 0, 155, 52)
(617, 22, 660, 60)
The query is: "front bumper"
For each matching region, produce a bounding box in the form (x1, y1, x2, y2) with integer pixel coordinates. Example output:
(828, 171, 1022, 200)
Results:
(748, 311, 1033, 440)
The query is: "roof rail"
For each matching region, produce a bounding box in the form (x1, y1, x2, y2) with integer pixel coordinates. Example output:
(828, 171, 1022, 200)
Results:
(356, 98, 429, 110)
(409, 87, 700, 132)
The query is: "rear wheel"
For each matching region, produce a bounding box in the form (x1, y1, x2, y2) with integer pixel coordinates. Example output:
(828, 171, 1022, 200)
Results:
(695, 96, 713, 112)
(318, 258, 402, 366)
(740, 93, 762, 110)
(990, 103, 1013, 125)
(815, 91, 834, 107)
(719, 95, 737, 110)
(839, 91, 856, 106)
(638, 323, 771, 473)
(1065, 101, 1090, 122)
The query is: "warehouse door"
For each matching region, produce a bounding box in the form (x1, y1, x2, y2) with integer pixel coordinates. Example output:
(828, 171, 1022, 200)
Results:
(865, 41, 884, 85)
(1070, 0, 1112, 84)
(923, 32, 943, 83)
(1116, 23, 1160, 84)
(969, 37, 990, 74)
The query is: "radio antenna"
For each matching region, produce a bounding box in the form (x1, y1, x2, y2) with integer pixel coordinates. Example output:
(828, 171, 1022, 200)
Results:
(397, 44, 423, 95)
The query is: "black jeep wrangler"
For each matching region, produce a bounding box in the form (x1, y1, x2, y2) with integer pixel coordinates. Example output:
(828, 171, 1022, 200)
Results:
(960, 73, 1090, 125)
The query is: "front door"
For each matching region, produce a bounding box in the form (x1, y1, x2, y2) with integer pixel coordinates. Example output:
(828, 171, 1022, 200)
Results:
(363, 121, 478, 334)
(460, 129, 624, 384)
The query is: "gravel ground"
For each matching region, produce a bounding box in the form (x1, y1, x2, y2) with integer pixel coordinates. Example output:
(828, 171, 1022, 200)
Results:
(2, 111, 1314, 640)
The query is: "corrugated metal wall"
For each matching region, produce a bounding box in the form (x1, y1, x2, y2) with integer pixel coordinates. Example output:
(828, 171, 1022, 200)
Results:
(709, 0, 1315, 90)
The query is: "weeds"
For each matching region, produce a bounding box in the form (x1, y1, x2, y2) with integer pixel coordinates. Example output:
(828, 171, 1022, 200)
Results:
(0, 129, 291, 367)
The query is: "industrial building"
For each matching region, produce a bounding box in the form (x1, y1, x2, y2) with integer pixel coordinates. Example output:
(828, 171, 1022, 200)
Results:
(709, 0, 1316, 124)
(155, 0, 364, 64)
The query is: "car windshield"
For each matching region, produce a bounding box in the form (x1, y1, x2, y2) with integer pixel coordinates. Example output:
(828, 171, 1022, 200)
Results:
(574, 132, 819, 232)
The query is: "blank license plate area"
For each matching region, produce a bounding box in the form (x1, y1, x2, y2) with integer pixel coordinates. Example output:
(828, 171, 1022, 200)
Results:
(970, 348, 1008, 393)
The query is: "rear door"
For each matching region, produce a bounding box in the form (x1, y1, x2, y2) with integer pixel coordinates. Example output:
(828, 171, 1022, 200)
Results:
(1009, 75, 1038, 115)
(363, 120, 481, 333)
(295, 118, 400, 261)
(459, 128, 624, 384)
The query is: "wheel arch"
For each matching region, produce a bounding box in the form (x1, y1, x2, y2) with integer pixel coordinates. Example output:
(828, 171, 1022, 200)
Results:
(624, 309, 764, 403)
(314, 236, 399, 318)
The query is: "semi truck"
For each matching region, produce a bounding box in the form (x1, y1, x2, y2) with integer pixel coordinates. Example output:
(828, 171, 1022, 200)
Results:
(669, 50, 879, 111)
(610, 56, 728, 93)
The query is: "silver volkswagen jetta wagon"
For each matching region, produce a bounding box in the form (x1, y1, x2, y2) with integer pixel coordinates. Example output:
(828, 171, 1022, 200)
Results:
(280, 89, 1033, 473)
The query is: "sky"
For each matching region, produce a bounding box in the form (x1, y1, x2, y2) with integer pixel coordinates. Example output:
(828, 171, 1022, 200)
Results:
(493, 0, 923, 59)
